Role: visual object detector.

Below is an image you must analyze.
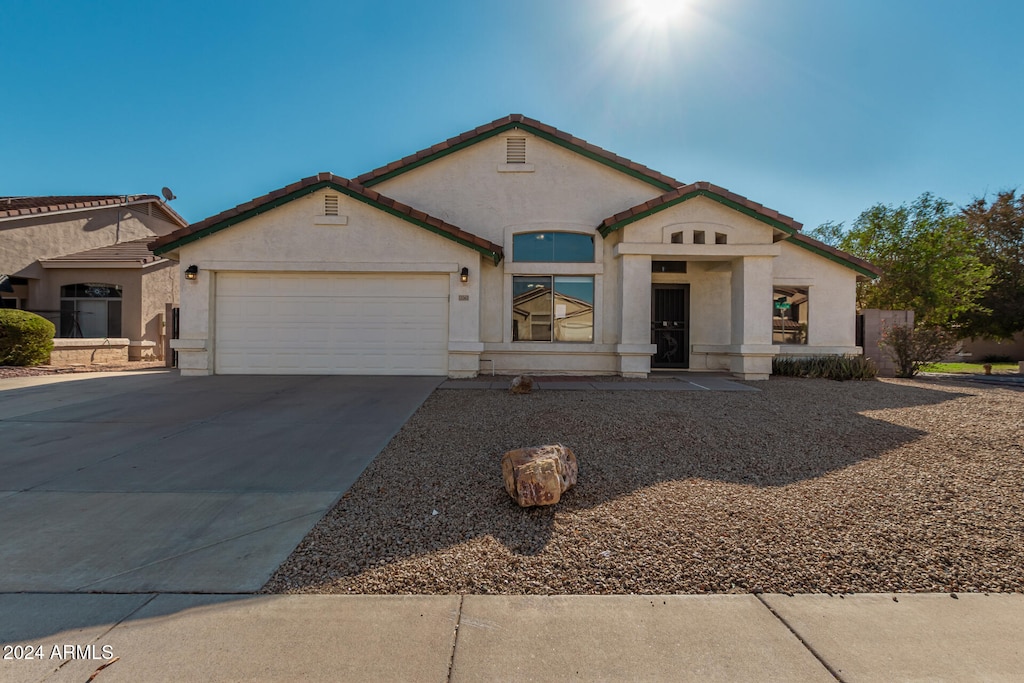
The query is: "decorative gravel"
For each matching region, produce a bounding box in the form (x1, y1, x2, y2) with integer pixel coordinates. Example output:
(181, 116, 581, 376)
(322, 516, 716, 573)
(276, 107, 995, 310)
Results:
(264, 377, 1024, 595)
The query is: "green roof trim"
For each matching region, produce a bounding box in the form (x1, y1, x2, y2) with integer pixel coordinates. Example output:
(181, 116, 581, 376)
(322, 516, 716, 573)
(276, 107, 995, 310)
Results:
(599, 188, 879, 279)
(152, 180, 503, 265)
(599, 189, 799, 238)
(784, 236, 880, 279)
(361, 122, 677, 192)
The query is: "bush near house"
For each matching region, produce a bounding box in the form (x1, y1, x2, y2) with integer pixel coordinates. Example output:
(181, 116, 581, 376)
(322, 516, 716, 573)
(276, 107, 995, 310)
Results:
(0, 309, 55, 366)
(772, 355, 877, 381)
(880, 324, 956, 378)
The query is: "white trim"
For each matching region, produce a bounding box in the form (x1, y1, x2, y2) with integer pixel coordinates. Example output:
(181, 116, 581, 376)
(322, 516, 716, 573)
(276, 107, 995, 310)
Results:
(614, 243, 781, 258)
(199, 261, 460, 273)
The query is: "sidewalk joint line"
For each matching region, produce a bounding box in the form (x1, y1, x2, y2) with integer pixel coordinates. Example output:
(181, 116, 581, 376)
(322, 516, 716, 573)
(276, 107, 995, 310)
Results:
(53, 593, 158, 674)
(755, 594, 845, 682)
(446, 594, 464, 682)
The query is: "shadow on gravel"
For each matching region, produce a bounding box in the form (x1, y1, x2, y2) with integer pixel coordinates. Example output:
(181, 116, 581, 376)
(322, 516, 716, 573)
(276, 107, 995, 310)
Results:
(266, 378, 993, 592)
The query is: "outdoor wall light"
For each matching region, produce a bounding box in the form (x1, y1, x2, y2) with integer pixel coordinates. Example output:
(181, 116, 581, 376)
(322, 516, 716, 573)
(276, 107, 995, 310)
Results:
(185, 265, 198, 281)
(460, 267, 469, 283)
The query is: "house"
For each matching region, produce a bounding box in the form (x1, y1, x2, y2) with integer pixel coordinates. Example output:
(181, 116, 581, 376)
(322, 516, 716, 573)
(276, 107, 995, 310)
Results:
(0, 195, 188, 361)
(152, 115, 880, 379)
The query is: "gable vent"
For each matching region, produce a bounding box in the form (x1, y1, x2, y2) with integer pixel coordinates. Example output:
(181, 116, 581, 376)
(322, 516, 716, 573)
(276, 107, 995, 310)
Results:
(506, 136, 527, 164)
(324, 194, 339, 216)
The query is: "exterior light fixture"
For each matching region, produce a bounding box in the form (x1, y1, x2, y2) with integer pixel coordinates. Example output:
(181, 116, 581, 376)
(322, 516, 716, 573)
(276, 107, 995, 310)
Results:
(460, 267, 469, 283)
(185, 265, 198, 281)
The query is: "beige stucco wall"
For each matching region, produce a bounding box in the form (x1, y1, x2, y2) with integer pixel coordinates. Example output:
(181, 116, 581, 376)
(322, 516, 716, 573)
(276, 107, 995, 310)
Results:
(29, 261, 177, 358)
(1, 206, 179, 280)
(172, 188, 480, 375)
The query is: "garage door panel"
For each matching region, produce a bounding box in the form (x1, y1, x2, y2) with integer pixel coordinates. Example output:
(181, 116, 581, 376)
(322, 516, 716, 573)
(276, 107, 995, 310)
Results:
(214, 273, 449, 375)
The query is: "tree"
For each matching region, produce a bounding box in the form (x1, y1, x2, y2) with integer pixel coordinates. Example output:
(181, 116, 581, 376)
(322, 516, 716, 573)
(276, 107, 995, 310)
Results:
(809, 193, 993, 332)
(959, 190, 1024, 339)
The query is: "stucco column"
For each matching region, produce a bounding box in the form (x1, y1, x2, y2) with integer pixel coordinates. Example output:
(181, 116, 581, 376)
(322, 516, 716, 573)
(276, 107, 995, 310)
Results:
(448, 258, 484, 378)
(170, 262, 212, 375)
(617, 253, 656, 377)
(729, 255, 776, 379)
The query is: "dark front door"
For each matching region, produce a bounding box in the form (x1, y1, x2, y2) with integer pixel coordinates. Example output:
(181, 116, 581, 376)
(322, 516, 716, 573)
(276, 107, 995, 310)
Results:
(651, 284, 690, 368)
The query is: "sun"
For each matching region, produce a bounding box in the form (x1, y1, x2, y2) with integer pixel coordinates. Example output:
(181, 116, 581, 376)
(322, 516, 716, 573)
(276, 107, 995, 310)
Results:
(629, 0, 688, 25)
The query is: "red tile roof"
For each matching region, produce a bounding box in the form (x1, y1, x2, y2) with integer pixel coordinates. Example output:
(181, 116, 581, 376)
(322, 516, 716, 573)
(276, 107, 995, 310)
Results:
(0, 195, 188, 227)
(150, 173, 504, 263)
(354, 114, 683, 190)
(42, 238, 165, 265)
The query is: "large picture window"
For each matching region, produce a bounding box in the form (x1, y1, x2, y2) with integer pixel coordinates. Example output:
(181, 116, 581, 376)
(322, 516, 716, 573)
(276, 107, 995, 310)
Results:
(60, 283, 122, 338)
(512, 276, 594, 342)
(512, 232, 593, 262)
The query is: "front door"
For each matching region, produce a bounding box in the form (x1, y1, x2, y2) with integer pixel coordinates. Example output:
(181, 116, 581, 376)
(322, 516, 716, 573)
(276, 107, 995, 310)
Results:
(651, 284, 690, 368)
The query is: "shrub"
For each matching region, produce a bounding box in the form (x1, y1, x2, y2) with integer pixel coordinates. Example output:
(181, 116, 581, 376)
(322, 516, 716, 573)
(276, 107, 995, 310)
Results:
(880, 324, 956, 378)
(0, 309, 55, 366)
(772, 355, 877, 381)
(979, 354, 1015, 364)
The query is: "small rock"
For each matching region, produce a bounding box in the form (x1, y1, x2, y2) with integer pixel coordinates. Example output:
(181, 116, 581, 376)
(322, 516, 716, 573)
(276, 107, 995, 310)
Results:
(509, 375, 534, 394)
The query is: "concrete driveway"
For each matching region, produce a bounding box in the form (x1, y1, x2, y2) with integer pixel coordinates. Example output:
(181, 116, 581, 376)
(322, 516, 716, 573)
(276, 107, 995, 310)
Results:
(0, 371, 440, 592)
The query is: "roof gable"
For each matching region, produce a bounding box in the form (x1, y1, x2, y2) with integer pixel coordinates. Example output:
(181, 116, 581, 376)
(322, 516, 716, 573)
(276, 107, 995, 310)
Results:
(354, 114, 682, 191)
(598, 181, 880, 279)
(150, 173, 504, 264)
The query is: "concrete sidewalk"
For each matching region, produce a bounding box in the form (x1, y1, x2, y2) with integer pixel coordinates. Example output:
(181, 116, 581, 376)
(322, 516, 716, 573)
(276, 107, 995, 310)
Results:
(3, 592, 1021, 682)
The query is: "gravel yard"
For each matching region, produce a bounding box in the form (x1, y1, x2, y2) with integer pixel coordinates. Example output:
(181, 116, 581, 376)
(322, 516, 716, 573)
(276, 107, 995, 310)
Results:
(264, 377, 1024, 595)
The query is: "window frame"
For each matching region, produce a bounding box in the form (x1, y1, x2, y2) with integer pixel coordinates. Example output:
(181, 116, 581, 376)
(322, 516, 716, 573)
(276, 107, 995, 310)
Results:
(512, 274, 595, 343)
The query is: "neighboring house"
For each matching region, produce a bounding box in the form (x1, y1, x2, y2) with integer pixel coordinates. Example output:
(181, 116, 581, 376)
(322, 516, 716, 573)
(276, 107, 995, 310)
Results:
(0, 195, 188, 360)
(152, 115, 880, 379)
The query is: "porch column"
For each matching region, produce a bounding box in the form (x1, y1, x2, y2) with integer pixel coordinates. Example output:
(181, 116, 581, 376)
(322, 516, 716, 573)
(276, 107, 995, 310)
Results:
(617, 254, 656, 377)
(729, 255, 776, 380)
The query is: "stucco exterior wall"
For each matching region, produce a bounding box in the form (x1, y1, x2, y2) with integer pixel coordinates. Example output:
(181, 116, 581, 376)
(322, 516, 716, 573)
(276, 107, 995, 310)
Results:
(1, 207, 178, 280)
(773, 240, 860, 352)
(173, 189, 481, 374)
(371, 132, 664, 244)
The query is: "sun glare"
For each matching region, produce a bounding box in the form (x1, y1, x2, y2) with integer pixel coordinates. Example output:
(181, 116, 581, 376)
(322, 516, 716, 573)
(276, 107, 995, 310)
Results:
(630, 0, 688, 25)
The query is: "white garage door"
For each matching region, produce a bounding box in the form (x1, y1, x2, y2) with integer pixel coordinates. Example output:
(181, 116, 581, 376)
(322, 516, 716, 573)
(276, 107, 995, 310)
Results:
(214, 272, 449, 375)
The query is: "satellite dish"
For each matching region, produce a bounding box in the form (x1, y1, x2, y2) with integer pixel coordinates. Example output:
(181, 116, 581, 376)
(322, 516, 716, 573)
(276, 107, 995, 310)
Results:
(161, 187, 177, 201)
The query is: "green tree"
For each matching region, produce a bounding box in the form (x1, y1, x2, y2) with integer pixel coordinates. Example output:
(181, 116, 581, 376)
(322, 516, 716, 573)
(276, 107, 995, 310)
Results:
(959, 189, 1024, 339)
(809, 193, 993, 331)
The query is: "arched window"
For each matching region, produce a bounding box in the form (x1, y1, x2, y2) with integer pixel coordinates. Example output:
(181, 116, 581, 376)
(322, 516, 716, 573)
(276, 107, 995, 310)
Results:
(60, 283, 122, 338)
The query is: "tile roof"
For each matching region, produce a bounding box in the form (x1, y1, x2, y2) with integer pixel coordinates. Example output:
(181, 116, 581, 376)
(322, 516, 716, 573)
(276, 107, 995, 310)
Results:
(42, 237, 165, 265)
(0, 195, 188, 227)
(150, 173, 505, 264)
(599, 181, 803, 234)
(354, 114, 683, 190)
(598, 181, 880, 279)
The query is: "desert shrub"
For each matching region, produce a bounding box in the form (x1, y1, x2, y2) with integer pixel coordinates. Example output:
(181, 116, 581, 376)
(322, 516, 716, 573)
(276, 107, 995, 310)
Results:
(0, 309, 55, 366)
(880, 324, 956, 378)
(979, 354, 1015, 363)
(772, 355, 877, 381)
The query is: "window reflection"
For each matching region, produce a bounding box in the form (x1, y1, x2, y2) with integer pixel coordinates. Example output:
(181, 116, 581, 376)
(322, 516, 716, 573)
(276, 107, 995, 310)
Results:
(513, 276, 593, 342)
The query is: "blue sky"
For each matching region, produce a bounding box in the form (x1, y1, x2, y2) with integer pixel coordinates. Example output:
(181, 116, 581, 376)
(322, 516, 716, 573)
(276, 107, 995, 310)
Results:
(4, 0, 1022, 231)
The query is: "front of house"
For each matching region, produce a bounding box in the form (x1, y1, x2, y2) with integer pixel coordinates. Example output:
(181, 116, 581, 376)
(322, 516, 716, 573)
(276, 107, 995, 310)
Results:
(152, 115, 879, 379)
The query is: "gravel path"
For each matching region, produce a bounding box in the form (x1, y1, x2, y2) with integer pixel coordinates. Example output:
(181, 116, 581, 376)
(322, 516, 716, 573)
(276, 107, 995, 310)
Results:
(264, 377, 1024, 595)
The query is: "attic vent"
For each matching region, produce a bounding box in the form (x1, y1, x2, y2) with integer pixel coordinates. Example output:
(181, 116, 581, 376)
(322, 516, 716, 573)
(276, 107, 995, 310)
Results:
(506, 137, 527, 164)
(324, 194, 339, 216)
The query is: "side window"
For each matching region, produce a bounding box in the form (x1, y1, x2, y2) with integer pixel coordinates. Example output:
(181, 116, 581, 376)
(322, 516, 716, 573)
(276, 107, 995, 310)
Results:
(772, 287, 808, 344)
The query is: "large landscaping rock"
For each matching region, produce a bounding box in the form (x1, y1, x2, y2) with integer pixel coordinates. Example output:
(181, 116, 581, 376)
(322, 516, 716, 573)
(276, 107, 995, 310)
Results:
(509, 375, 534, 394)
(501, 444, 577, 507)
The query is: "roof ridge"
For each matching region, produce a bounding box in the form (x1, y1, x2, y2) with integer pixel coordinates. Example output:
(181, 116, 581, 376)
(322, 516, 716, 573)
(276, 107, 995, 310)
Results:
(353, 114, 683, 190)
